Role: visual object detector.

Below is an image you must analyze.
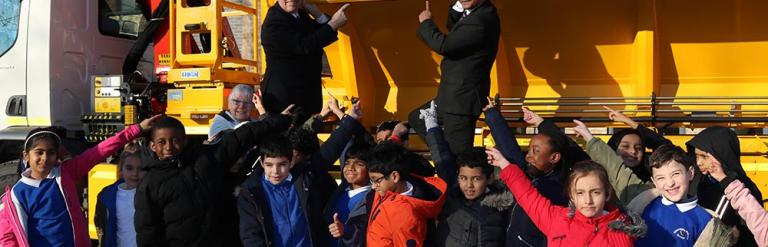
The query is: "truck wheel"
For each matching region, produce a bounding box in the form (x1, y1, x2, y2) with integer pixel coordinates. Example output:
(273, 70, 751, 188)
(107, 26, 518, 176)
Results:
(0, 160, 20, 190)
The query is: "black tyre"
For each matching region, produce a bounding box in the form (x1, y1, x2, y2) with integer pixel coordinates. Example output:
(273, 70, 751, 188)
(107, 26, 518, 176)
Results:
(0, 160, 21, 190)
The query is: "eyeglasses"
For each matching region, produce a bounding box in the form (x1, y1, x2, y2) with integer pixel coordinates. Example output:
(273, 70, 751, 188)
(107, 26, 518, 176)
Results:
(370, 176, 388, 185)
(231, 99, 254, 106)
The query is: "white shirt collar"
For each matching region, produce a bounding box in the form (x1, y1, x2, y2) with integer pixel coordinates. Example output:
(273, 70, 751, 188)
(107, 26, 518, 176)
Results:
(401, 182, 414, 196)
(452, 1, 473, 15)
(452, 1, 465, 12)
(19, 166, 60, 187)
(661, 196, 699, 213)
(346, 186, 371, 198)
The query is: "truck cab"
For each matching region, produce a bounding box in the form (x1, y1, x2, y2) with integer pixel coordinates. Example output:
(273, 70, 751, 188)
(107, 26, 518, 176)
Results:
(0, 0, 154, 163)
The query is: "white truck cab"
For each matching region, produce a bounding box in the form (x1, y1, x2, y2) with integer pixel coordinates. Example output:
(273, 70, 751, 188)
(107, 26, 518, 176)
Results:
(0, 0, 153, 165)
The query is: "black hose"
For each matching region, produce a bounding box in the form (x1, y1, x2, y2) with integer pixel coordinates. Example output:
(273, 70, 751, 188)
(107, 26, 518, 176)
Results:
(122, 0, 169, 76)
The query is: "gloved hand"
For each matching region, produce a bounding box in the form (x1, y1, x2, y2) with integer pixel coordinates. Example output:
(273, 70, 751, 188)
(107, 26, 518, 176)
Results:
(419, 101, 439, 131)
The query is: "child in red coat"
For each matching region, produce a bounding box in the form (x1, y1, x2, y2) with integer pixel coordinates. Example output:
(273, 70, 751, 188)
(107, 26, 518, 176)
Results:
(487, 148, 646, 246)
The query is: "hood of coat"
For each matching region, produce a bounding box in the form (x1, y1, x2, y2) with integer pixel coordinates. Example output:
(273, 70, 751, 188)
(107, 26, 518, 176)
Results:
(445, 180, 513, 212)
(607, 128, 643, 151)
(380, 175, 447, 219)
(479, 181, 514, 211)
(686, 126, 743, 177)
(686, 126, 762, 201)
(566, 202, 647, 239)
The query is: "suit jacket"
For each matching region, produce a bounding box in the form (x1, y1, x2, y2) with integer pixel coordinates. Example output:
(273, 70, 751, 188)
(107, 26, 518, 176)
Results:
(260, 5, 338, 115)
(418, 1, 500, 116)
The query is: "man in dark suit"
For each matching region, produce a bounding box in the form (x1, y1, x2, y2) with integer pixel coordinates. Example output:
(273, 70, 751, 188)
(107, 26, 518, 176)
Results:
(410, 0, 501, 155)
(261, 0, 351, 123)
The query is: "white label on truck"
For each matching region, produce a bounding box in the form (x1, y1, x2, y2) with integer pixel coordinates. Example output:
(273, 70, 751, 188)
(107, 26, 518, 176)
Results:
(181, 70, 200, 79)
(168, 89, 183, 101)
(102, 76, 122, 87)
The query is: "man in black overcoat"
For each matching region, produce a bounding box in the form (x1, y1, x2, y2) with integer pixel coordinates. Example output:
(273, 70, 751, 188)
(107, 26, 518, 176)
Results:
(261, 0, 351, 122)
(410, 0, 501, 154)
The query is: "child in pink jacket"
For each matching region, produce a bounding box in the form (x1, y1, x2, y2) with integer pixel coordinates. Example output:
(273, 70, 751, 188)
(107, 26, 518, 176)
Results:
(703, 152, 768, 246)
(0, 115, 160, 247)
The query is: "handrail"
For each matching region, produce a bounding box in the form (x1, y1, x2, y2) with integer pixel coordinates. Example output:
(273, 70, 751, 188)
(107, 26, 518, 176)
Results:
(499, 96, 768, 101)
(496, 95, 768, 125)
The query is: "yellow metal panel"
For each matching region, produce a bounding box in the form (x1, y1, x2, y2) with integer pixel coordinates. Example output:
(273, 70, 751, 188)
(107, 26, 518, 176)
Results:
(166, 87, 226, 132)
(166, 87, 226, 117)
(181, 124, 214, 136)
(94, 98, 121, 113)
(5, 116, 27, 126)
(88, 164, 119, 239)
(173, 2, 220, 67)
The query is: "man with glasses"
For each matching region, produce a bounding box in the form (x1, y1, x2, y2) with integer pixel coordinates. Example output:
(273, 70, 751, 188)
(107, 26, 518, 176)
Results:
(209, 84, 261, 140)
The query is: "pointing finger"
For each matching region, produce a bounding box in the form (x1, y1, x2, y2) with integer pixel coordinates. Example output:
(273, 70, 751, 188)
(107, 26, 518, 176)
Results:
(339, 3, 351, 12)
(573, 119, 585, 127)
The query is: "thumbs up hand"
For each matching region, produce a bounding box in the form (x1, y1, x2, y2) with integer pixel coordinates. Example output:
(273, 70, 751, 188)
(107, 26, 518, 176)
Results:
(328, 213, 344, 238)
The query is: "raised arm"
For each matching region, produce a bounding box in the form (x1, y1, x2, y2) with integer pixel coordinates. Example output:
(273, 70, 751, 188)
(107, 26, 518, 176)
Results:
(572, 120, 650, 204)
(486, 147, 561, 236)
(604, 106, 671, 150)
(417, 0, 487, 57)
(723, 178, 768, 247)
(214, 108, 293, 168)
(422, 101, 458, 186)
(483, 100, 525, 168)
(705, 156, 768, 247)
(309, 101, 366, 172)
(65, 115, 161, 180)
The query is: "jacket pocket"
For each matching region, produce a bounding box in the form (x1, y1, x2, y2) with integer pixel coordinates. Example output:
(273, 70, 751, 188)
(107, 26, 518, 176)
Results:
(551, 235, 566, 247)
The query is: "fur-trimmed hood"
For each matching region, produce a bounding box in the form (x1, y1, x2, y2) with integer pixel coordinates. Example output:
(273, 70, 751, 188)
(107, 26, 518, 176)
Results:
(479, 180, 515, 211)
(563, 201, 648, 239)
